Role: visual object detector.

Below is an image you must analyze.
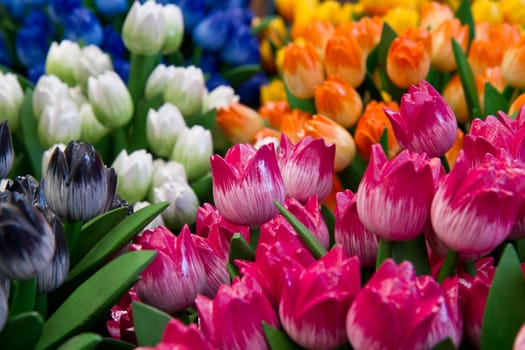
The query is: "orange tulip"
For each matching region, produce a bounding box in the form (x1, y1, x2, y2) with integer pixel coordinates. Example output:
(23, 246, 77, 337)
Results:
(280, 109, 311, 143)
(299, 20, 335, 60)
(502, 36, 525, 90)
(509, 92, 525, 116)
(430, 18, 469, 72)
(321, 175, 344, 212)
(360, 0, 394, 16)
(419, 1, 454, 31)
(253, 127, 282, 148)
(468, 39, 502, 74)
(283, 41, 325, 98)
(442, 73, 484, 124)
(324, 34, 367, 88)
(259, 100, 291, 129)
(216, 102, 265, 144)
(303, 114, 356, 172)
(354, 100, 400, 161)
(334, 16, 383, 54)
(386, 32, 431, 88)
(444, 128, 464, 170)
(314, 76, 363, 128)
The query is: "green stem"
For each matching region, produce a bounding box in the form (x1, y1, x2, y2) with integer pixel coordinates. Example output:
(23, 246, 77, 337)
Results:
(440, 155, 450, 173)
(113, 128, 128, 157)
(249, 227, 260, 251)
(376, 238, 392, 270)
(392, 234, 430, 276)
(128, 53, 160, 106)
(34, 293, 47, 319)
(64, 220, 83, 259)
(463, 260, 477, 276)
(9, 278, 36, 318)
(438, 249, 459, 283)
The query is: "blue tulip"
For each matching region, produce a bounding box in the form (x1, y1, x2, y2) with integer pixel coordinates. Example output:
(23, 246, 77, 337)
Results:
(27, 62, 46, 84)
(205, 73, 230, 91)
(94, 0, 128, 17)
(101, 25, 126, 59)
(0, 34, 12, 68)
(199, 50, 221, 73)
(113, 58, 130, 83)
(175, 0, 206, 31)
(220, 26, 259, 66)
(193, 11, 232, 51)
(238, 72, 267, 107)
(1, 0, 26, 20)
(63, 7, 104, 46)
(16, 10, 54, 67)
(48, 0, 82, 21)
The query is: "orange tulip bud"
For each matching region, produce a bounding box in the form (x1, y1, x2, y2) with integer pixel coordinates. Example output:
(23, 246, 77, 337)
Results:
(253, 127, 282, 148)
(442, 73, 484, 124)
(303, 114, 356, 172)
(259, 100, 291, 129)
(280, 109, 311, 143)
(216, 102, 265, 144)
(283, 41, 325, 98)
(502, 36, 525, 90)
(299, 20, 335, 60)
(386, 33, 431, 88)
(468, 39, 502, 74)
(419, 1, 454, 31)
(430, 18, 469, 72)
(509, 92, 525, 116)
(324, 34, 367, 88)
(334, 16, 383, 55)
(314, 76, 363, 128)
(354, 100, 400, 161)
(444, 128, 464, 170)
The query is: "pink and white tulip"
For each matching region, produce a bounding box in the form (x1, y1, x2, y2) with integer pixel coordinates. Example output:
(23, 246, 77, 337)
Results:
(284, 196, 330, 249)
(195, 275, 279, 350)
(383, 80, 457, 157)
(211, 143, 285, 226)
(356, 144, 442, 241)
(279, 247, 361, 350)
(136, 319, 214, 350)
(277, 134, 335, 203)
(131, 225, 206, 313)
(191, 234, 230, 298)
(335, 189, 379, 267)
(431, 151, 525, 258)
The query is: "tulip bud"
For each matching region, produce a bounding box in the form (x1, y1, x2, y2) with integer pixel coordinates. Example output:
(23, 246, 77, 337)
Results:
(303, 114, 356, 172)
(150, 159, 187, 191)
(211, 143, 285, 226)
(277, 134, 334, 203)
(88, 71, 133, 129)
(112, 149, 153, 204)
(431, 18, 470, 72)
(43, 141, 117, 221)
(191, 234, 230, 298)
(280, 247, 361, 350)
(170, 125, 212, 181)
(384, 80, 458, 157)
(0, 194, 55, 280)
(357, 145, 442, 241)
(161, 4, 184, 55)
(324, 34, 366, 88)
(146, 103, 187, 158)
(195, 275, 279, 350)
(284, 196, 330, 249)
(335, 189, 379, 267)
(216, 102, 265, 144)
(0, 72, 24, 132)
(153, 181, 199, 230)
(502, 37, 525, 89)
(383, 6, 419, 35)
(79, 103, 110, 144)
(299, 20, 334, 60)
(419, 1, 454, 31)
(38, 99, 82, 148)
(144, 64, 177, 100)
(75, 45, 113, 91)
(314, 76, 363, 128)
(163, 66, 205, 117)
(41, 143, 66, 176)
(122, 1, 166, 55)
(45, 40, 81, 86)
(202, 85, 239, 113)
(282, 41, 325, 98)
(135, 319, 214, 350)
(133, 225, 206, 313)
(33, 75, 70, 119)
(0, 121, 14, 179)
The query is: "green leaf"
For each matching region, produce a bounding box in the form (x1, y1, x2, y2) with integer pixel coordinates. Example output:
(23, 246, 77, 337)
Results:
(128, 53, 161, 106)
(229, 233, 255, 262)
(98, 338, 136, 350)
(391, 235, 430, 276)
(74, 206, 129, 266)
(66, 202, 168, 285)
(0, 312, 43, 350)
(251, 15, 277, 35)
(36, 250, 156, 350)
(376, 23, 397, 69)
(432, 337, 457, 350)
(186, 108, 217, 129)
(337, 151, 368, 193)
(19, 88, 44, 178)
(222, 64, 261, 87)
(262, 322, 303, 350)
(379, 128, 389, 159)
(0, 65, 34, 90)
(321, 205, 336, 247)
(284, 83, 316, 114)
(133, 301, 173, 346)
(454, 0, 475, 46)
(129, 93, 164, 151)
(452, 38, 480, 121)
(274, 200, 327, 259)
(483, 82, 509, 118)
(191, 173, 213, 204)
(362, 71, 383, 101)
(9, 278, 36, 317)
(481, 244, 525, 350)
(56, 333, 102, 350)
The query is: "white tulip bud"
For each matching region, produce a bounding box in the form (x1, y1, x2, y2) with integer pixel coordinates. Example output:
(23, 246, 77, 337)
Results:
(153, 180, 198, 230)
(80, 103, 110, 144)
(161, 4, 184, 55)
(122, 1, 166, 55)
(38, 99, 82, 148)
(145, 64, 177, 100)
(45, 40, 82, 86)
(146, 103, 186, 158)
(170, 125, 212, 181)
(202, 85, 239, 113)
(112, 149, 153, 204)
(75, 45, 113, 91)
(0, 72, 24, 131)
(33, 75, 70, 119)
(163, 66, 205, 117)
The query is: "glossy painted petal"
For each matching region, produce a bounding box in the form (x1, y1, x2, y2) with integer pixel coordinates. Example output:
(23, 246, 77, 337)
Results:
(284, 196, 330, 249)
(136, 319, 214, 350)
(0, 121, 14, 179)
(192, 234, 230, 298)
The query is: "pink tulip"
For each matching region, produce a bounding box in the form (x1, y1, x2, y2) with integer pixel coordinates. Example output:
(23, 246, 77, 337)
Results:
(211, 143, 285, 226)
(106, 288, 139, 344)
(195, 203, 250, 247)
(284, 196, 330, 249)
(131, 225, 206, 313)
(383, 80, 457, 157)
(277, 134, 335, 203)
(195, 275, 279, 350)
(279, 247, 361, 350)
(464, 116, 513, 167)
(335, 189, 379, 267)
(458, 257, 496, 348)
(136, 319, 214, 350)
(191, 234, 230, 298)
(356, 144, 442, 241)
(431, 151, 525, 258)
(237, 215, 316, 307)
(346, 259, 451, 350)
(514, 323, 525, 350)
